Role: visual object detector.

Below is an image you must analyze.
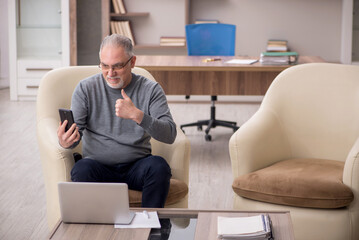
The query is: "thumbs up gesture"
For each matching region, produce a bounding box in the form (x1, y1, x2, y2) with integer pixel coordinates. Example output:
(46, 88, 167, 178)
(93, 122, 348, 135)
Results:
(115, 89, 144, 124)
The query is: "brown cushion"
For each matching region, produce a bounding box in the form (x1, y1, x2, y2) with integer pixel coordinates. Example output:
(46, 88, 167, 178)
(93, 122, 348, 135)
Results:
(232, 158, 354, 208)
(129, 178, 188, 207)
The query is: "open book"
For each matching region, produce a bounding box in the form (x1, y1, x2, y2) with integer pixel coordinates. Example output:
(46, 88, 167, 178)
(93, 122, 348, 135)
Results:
(217, 214, 272, 239)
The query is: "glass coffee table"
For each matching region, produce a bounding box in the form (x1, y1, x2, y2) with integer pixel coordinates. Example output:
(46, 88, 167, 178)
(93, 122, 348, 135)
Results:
(49, 208, 294, 240)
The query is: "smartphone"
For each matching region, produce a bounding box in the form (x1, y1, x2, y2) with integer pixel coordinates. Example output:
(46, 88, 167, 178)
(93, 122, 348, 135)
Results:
(59, 108, 75, 132)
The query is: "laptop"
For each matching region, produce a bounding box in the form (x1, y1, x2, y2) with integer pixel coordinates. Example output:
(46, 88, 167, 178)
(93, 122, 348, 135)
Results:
(58, 182, 135, 224)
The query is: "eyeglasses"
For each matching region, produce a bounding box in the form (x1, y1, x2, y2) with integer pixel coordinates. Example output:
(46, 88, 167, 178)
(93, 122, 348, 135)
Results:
(99, 56, 133, 71)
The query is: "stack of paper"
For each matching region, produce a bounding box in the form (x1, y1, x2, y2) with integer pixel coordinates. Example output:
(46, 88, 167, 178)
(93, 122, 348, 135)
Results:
(115, 211, 161, 229)
(225, 59, 258, 65)
(260, 51, 298, 65)
(217, 214, 272, 240)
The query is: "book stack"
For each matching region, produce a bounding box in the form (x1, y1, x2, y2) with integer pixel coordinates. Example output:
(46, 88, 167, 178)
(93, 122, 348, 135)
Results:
(160, 37, 186, 46)
(194, 19, 219, 24)
(260, 39, 298, 65)
(260, 51, 298, 65)
(110, 21, 135, 45)
(266, 39, 288, 52)
(112, 0, 126, 14)
(217, 214, 273, 240)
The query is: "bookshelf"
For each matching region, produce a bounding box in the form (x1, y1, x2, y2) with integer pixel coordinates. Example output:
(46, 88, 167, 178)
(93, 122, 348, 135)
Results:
(102, 0, 189, 50)
(70, 0, 189, 65)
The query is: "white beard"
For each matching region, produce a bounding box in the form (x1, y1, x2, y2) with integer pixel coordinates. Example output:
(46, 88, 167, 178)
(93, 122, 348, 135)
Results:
(106, 76, 124, 89)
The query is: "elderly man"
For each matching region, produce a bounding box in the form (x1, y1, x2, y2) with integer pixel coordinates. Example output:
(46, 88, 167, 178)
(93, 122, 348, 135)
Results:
(57, 34, 176, 208)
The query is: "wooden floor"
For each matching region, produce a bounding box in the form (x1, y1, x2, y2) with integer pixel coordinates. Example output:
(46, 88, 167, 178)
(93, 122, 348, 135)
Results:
(0, 88, 260, 240)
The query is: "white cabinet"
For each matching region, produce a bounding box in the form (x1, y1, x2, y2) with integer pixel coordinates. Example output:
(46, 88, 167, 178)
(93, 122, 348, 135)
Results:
(8, 0, 69, 101)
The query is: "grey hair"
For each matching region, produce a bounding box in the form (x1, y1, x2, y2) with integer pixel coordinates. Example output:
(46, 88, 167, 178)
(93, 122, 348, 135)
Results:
(99, 34, 134, 58)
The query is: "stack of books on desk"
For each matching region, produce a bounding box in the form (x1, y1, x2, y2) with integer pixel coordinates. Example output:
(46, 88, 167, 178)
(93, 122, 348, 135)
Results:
(260, 51, 298, 65)
(261, 39, 298, 65)
(160, 36, 186, 46)
(266, 39, 288, 52)
(217, 214, 273, 240)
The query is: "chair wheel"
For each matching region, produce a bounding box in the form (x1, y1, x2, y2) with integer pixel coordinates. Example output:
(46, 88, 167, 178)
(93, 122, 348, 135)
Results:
(205, 134, 212, 141)
(197, 126, 203, 131)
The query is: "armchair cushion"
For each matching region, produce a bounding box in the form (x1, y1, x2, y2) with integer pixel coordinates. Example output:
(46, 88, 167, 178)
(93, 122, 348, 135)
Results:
(232, 158, 354, 208)
(128, 178, 188, 207)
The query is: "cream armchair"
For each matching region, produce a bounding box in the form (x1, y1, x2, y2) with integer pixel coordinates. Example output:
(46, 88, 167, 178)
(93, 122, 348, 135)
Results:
(37, 66, 190, 231)
(229, 63, 359, 240)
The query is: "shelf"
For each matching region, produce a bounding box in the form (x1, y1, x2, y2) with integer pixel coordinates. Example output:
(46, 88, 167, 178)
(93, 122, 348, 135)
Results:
(110, 12, 149, 17)
(17, 25, 61, 29)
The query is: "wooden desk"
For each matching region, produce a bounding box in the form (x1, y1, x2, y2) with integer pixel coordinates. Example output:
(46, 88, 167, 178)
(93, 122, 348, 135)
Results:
(136, 55, 325, 96)
(49, 208, 294, 240)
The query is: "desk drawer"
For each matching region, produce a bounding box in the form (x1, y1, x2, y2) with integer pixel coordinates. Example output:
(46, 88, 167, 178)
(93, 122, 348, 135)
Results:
(17, 59, 61, 78)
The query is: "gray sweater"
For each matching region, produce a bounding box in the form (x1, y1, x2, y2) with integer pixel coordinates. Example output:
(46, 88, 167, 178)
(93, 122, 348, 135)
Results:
(71, 72, 177, 165)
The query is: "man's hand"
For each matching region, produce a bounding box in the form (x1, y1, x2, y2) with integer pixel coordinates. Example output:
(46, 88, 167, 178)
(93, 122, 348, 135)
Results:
(57, 120, 80, 148)
(115, 89, 144, 124)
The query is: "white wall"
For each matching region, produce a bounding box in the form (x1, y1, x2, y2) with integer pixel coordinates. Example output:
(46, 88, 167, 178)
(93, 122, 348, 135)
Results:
(1, 0, 351, 79)
(190, 0, 343, 62)
(0, 0, 9, 88)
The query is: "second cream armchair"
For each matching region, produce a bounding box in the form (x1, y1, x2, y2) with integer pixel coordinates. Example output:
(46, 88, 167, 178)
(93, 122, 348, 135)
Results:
(229, 63, 359, 240)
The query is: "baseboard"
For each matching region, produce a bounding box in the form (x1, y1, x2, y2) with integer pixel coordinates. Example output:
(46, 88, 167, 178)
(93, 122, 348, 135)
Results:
(0, 77, 9, 90)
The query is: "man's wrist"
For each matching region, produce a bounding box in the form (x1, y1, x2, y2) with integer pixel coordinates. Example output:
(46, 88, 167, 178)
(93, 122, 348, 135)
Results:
(133, 110, 144, 124)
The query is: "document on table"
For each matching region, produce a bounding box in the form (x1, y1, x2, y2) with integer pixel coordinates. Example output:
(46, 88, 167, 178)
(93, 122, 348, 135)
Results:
(225, 59, 258, 65)
(217, 214, 272, 239)
(115, 211, 161, 229)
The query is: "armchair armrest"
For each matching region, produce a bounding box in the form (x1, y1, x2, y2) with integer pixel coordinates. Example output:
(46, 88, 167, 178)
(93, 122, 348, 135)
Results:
(36, 117, 78, 229)
(344, 137, 359, 208)
(229, 109, 291, 178)
(151, 126, 190, 185)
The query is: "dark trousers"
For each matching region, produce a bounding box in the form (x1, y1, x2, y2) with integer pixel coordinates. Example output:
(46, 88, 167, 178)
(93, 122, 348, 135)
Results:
(71, 155, 172, 208)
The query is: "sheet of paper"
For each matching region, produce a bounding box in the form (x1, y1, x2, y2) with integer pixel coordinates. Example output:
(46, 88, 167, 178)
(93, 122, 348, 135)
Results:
(114, 211, 161, 229)
(217, 215, 264, 235)
(225, 59, 258, 65)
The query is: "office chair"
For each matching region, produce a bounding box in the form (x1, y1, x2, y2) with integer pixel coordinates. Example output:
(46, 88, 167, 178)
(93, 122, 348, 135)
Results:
(180, 23, 239, 141)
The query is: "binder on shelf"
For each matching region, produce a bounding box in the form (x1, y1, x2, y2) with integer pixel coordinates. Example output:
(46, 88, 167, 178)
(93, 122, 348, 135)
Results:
(110, 21, 135, 46)
(118, 0, 126, 14)
(110, 21, 117, 35)
(112, 0, 120, 14)
(123, 21, 135, 45)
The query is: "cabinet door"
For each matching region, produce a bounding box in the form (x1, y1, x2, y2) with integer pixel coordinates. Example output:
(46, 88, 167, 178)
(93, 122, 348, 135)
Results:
(16, 0, 63, 59)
